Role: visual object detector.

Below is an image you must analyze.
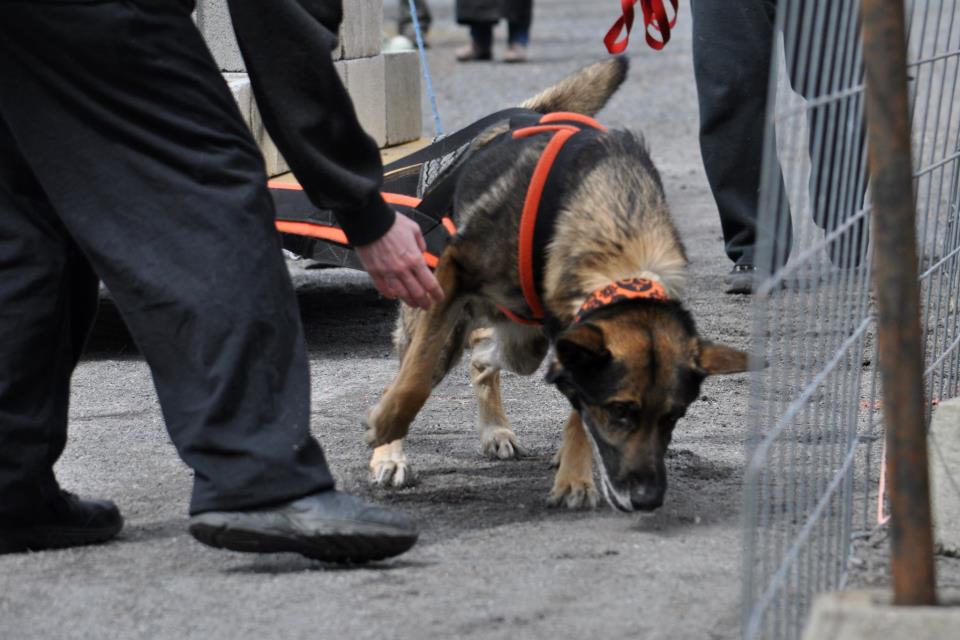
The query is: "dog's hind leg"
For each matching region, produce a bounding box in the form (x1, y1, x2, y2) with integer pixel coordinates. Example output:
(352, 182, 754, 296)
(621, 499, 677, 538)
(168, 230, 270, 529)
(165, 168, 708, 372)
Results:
(469, 327, 519, 460)
(364, 255, 467, 448)
(547, 411, 599, 509)
(468, 323, 547, 460)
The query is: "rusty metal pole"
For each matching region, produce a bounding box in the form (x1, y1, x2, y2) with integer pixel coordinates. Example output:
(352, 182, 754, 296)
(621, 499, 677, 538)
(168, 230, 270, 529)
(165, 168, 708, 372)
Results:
(861, 0, 937, 606)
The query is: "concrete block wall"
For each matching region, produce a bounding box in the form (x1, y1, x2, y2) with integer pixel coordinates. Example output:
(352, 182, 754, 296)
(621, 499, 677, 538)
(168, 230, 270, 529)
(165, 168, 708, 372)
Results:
(224, 73, 287, 176)
(194, 0, 244, 73)
(335, 0, 383, 61)
(197, 0, 422, 177)
(930, 396, 960, 554)
(336, 55, 388, 147)
(384, 51, 422, 147)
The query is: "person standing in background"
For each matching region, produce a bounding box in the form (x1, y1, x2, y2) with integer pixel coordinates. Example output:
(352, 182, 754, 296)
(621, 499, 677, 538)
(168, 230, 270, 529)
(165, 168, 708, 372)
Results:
(455, 0, 534, 63)
(690, 0, 868, 294)
(397, 0, 432, 46)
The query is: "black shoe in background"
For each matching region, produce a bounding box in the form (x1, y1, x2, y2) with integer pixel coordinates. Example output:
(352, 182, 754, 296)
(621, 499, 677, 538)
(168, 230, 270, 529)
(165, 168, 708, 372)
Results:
(0, 490, 123, 554)
(399, 25, 430, 48)
(188, 489, 419, 564)
(724, 264, 759, 294)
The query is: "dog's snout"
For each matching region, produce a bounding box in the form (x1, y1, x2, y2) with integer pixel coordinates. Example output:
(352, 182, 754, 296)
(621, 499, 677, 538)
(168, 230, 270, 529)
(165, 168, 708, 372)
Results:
(629, 480, 664, 512)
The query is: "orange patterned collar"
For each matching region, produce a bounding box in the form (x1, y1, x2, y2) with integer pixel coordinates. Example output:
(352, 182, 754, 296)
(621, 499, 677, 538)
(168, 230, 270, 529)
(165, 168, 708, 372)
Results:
(573, 278, 669, 324)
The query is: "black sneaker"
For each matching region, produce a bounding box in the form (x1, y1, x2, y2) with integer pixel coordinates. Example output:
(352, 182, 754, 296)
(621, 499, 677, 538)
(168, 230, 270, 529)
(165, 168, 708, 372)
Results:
(188, 489, 419, 564)
(0, 490, 123, 554)
(724, 264, 759, 294)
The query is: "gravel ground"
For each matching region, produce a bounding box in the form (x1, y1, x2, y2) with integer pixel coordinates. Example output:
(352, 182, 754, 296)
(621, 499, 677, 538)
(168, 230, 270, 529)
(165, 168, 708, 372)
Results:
(846, 524, 960, 595)
(0, 2, 762, 639)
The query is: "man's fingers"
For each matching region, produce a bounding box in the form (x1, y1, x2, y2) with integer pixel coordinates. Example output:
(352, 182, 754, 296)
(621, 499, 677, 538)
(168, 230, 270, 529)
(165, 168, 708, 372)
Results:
(414, 261, 445, 304)
(389, 274, 416, 306)
(397, 269, 430, 309)
(372, 273, 396, 300)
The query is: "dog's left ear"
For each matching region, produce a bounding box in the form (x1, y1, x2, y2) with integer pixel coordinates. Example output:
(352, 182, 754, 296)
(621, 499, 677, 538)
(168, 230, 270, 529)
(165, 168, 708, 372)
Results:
(696, 340, 751, 375)
(555, 323, 611, 375)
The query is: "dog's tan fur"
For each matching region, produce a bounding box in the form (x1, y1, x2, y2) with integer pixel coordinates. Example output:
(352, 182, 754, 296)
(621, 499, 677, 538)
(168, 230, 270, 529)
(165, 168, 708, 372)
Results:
(365, 59, 751, 511)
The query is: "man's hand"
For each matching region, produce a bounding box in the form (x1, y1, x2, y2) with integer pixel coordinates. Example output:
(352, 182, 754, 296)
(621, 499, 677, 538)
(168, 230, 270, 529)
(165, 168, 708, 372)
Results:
(354, 213, 445, 309)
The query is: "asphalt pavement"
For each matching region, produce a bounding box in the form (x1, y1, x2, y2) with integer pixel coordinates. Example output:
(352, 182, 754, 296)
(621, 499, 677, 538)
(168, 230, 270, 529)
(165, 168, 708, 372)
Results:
(0, 2, 758, 639)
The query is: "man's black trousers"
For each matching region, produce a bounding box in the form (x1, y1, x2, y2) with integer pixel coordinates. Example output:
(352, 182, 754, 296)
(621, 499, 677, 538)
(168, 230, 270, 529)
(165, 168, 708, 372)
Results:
(0, 0, 334, 519)
(691, 0, 868, 270)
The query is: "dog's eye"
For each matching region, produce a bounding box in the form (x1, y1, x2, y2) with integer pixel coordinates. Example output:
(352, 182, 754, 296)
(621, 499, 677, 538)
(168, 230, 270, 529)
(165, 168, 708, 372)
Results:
(605, 401, 639, 424)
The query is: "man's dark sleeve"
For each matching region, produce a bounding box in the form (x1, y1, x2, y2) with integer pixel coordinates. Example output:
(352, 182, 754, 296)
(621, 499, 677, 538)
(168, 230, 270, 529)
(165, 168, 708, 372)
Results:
(226, 0, 395, 246)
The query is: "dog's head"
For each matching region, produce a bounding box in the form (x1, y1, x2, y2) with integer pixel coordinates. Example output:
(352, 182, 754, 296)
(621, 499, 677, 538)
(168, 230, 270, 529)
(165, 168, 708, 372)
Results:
(545, 301, 750, 512)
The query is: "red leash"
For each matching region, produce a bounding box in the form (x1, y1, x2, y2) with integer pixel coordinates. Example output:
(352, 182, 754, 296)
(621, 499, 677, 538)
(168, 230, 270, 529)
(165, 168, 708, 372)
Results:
(604, 0, 679, 53)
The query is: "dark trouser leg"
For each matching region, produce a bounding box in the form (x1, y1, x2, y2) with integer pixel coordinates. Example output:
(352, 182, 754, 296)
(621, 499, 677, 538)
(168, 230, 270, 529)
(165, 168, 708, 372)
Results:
(691, 0, 793, 270)
(469, 23, 495, 51)
(784, 0, 869, 268)
(504, 0, 533, 44)
(0, 118, 100, 521)
(398, 0, 432, 36)
(807, 101, 869, 267)
(0, 1, 333, 515)
(507, 21, 530, 46)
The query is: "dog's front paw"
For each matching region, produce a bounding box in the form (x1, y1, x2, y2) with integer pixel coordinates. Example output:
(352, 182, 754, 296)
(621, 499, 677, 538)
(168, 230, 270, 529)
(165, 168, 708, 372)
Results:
(479, 426, 524, 460)
(547, 475, 599, 509)
(371, 458, 415, 488)
(369, 442, 416, 488)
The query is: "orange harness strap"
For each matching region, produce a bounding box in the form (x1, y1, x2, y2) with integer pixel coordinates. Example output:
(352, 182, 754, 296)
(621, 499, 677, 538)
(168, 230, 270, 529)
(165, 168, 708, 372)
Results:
(503, 113, 606, 324)
(270, 184, 451, 269)
(272, 115, 666, 328)
(500, 115, 671, 327)
(513, 125, 579, 320)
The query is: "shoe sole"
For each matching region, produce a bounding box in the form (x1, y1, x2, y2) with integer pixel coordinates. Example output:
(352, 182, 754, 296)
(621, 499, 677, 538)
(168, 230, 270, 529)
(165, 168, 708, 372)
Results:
(188, 519, 418, 564)
(725, 281, 753, 294)
(724, 274, 756, 294)
(0, 520, 123, 554)
(455, 50, 492, 62)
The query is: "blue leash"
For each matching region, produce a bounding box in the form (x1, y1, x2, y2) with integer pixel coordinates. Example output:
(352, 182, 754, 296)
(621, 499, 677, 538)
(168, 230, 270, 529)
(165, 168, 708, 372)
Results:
(406, 0, 444, 137)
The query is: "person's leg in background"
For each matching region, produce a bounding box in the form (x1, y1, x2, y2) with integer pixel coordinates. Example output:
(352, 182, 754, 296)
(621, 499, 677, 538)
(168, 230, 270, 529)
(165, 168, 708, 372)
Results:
(455, 22, 495, 61)
(0, 116, 122, 553)
(690, 0, 793, 293)
(784, 0, 869, 269)
(0, 0, 415, 561)
(503, 0, 533, 63)
(397, 0, 432, 44)
(455, 0, 497, 61)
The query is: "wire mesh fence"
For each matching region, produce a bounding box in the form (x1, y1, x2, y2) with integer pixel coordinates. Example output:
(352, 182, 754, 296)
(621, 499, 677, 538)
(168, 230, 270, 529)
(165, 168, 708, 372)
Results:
(742, 1, 960, 638)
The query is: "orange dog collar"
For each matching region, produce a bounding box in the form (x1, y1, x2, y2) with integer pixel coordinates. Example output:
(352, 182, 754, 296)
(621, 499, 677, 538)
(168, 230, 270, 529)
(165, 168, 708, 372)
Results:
(573, 277, 668, 323)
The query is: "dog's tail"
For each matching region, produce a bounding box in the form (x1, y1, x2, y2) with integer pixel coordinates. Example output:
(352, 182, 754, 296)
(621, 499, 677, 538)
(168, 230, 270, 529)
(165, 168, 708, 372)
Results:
(520, 57, 629, 116)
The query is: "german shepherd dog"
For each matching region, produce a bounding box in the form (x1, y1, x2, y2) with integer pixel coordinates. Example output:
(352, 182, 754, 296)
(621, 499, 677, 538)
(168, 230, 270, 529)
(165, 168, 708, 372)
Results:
(364, 58, 751, 512)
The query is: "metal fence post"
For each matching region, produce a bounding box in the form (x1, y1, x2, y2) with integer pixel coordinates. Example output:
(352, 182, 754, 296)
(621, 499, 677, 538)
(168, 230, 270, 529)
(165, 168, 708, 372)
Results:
(860, 0, 937, 607)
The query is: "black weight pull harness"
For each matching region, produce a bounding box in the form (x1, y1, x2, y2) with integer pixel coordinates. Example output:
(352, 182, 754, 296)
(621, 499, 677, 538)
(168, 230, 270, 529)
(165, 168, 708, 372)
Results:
(269, 109, 607, 326)
(270, 107, 532, 270)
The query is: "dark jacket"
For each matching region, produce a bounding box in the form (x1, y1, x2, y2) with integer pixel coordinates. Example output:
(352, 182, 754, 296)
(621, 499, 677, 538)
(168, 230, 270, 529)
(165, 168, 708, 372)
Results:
(455, 0, 533, 26)
(227, 0, 394, 246)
